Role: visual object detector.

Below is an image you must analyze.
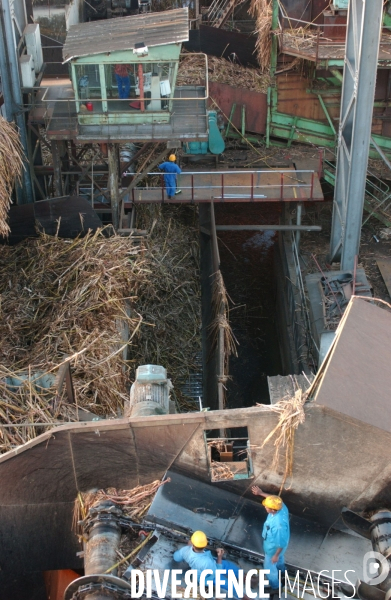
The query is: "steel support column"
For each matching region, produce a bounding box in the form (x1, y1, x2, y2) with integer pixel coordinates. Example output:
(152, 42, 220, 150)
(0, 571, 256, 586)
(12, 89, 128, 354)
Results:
(1, 0, 34, 204)
(108, 143, 120, 231)
(329, 0, 383, 270)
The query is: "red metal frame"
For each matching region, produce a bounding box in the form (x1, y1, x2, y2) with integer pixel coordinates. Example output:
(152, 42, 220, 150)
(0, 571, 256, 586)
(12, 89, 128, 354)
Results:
(102, 169, 324, 208)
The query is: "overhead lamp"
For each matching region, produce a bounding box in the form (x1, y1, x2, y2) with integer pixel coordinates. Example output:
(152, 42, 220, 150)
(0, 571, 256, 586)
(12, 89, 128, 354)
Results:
(133, 41, 148, 57)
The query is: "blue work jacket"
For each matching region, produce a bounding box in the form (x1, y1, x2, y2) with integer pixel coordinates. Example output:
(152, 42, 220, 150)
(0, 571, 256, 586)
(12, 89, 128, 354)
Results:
(173, 546, 222, 582)
(262, 503, 290, 557)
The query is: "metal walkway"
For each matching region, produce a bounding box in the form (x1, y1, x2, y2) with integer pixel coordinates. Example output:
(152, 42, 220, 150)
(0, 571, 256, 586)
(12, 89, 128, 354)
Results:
(123, 168, 323, 204)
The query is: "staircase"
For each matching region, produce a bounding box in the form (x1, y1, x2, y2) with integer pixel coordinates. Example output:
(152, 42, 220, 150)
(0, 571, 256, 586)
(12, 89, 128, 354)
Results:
(324, 157, 391, 228)
(206, 0, 240, 28)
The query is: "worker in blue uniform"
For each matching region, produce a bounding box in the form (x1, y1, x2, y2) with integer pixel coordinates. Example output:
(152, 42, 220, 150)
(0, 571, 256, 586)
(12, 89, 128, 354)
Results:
(173, 531, 251, 599)
(173, 530, 224, 583)
(252, 486, 290, 590)
(158, 154, 182, 199)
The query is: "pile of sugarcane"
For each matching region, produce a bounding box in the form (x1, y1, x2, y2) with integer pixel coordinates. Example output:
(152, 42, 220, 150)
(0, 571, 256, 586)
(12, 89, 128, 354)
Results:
(0, 116, 24, 237)
(177, 53, 271, 93)
(248, 0, 273, 72)
(0, 206, 201, 452)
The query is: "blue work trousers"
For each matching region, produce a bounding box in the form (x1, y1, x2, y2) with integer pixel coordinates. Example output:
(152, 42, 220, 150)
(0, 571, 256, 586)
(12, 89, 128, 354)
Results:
(264, 553, 285, 589)
(163, 173, 177, 197)
(116, 74, 130, 99)
(217, 560, 242, 599)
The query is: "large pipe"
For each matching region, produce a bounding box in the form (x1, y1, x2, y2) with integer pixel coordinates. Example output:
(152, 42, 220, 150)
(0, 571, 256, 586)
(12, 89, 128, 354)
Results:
(215, 225, 321, 232)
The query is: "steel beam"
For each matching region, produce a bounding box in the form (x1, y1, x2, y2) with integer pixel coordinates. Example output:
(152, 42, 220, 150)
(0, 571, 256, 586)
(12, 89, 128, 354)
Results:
(330, 0, 383, 270)
(215, 225, 321, 231)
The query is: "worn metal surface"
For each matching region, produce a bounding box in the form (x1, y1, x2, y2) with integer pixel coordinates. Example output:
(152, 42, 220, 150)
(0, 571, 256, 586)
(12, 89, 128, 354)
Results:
(128, 168, 323, 203)
(144, 470, 370, 580)
(281, 28, 391, 66)
(208, 81, 267, 134)
(313, 298, 391, 433)
(63, 8, 189, 62)
(45, 86, 208, 142)
(0, 402, 391, 598)
(376, 258, 391, 298)
(5, 196, 102, 244)
(146, 471, 265, 552)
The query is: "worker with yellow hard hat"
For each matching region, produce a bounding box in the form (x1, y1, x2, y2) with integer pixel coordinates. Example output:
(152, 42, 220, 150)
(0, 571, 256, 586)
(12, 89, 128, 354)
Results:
(173, 531, 251, 598)
(158, 154, 182, 199)
(173, 530, 224, 583)
(252, 485, 290, 590)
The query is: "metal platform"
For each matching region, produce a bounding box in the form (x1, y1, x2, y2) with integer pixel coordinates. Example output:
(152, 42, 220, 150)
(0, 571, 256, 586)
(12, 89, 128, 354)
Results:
(125, 168, 323, 203)
(39, 85, 208, 142)
(280, 23, 391, 66)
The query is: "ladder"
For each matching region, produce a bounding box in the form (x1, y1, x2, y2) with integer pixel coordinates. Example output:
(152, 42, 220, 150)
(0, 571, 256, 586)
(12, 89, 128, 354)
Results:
(206, 0, 240, 28)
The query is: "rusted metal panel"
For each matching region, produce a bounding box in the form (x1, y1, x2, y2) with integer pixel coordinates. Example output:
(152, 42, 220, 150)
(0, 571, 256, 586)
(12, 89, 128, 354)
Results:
(311, 0, 329, 23)
(314, 298, 391, 433)
(277, 72, 340, 123)
(63, 8, 189, 62)
(128, 168, 324, 202)
(5, 196, 102, 245)
(322, 11, 347, 40)
(280, 0, 311, 20)
(208, 81, 267, 134)
(375, 69, 389, 100)
(377, 258, 391, 298)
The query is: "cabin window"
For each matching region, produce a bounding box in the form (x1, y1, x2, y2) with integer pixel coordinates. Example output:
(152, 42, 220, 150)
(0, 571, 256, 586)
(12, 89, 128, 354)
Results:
(103, 62, 175, 112)
(75, 64, 102, 101)
(204, 427, 253, 482)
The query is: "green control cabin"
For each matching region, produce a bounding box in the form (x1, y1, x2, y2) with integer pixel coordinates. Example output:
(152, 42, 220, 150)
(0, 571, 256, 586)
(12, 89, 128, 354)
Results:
(62, 8, 202, 129)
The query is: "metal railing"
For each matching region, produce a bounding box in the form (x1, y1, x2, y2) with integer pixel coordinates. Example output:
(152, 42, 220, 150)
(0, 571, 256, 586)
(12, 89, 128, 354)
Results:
(279, 15, 391, 62)
(206, 0, 239, 28)
(123, 169, 318, 202)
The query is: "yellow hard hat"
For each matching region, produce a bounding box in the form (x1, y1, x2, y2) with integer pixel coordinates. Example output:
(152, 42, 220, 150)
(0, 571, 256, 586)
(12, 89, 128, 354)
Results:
(169, 154, 176, 161)
(191, 531, 208, 548)
(262, 496, 283, 511)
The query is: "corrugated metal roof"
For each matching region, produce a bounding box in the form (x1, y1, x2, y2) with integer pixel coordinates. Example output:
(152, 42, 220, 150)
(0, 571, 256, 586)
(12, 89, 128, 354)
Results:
(62, 8, 189, 63)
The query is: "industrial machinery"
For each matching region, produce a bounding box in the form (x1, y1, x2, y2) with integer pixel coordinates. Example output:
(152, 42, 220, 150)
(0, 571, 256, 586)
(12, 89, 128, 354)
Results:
(342, 508, 391, 600)
(64, 471, 374, 600)
(125, 364, 174, 418)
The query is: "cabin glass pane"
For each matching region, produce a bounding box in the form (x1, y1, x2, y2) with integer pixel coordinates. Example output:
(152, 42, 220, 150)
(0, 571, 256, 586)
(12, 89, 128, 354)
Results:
(102, 62, 175, 113)
(75, 64, 102, 101)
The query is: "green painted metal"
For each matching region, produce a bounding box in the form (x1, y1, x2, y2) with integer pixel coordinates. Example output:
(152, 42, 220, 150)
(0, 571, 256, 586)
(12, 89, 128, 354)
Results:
(78, 111, 171, 125)
(225, 103, 236, 137)
(69, 42, 184, 127)
(317, 94, 337, 136)
(270, 0, 279, 77)
(208, 111, 225, 154)
(287, 115, 298, 148)
(266, 86, 272, 148)
(99, 64, 107, 113)
(241, 104, 246, 136)
(73, 45, 180, 65)
(224, 131, 264, 144)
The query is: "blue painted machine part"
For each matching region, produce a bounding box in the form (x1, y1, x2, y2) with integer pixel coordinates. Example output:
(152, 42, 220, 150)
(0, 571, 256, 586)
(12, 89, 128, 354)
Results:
(208, 111, 225, 155)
